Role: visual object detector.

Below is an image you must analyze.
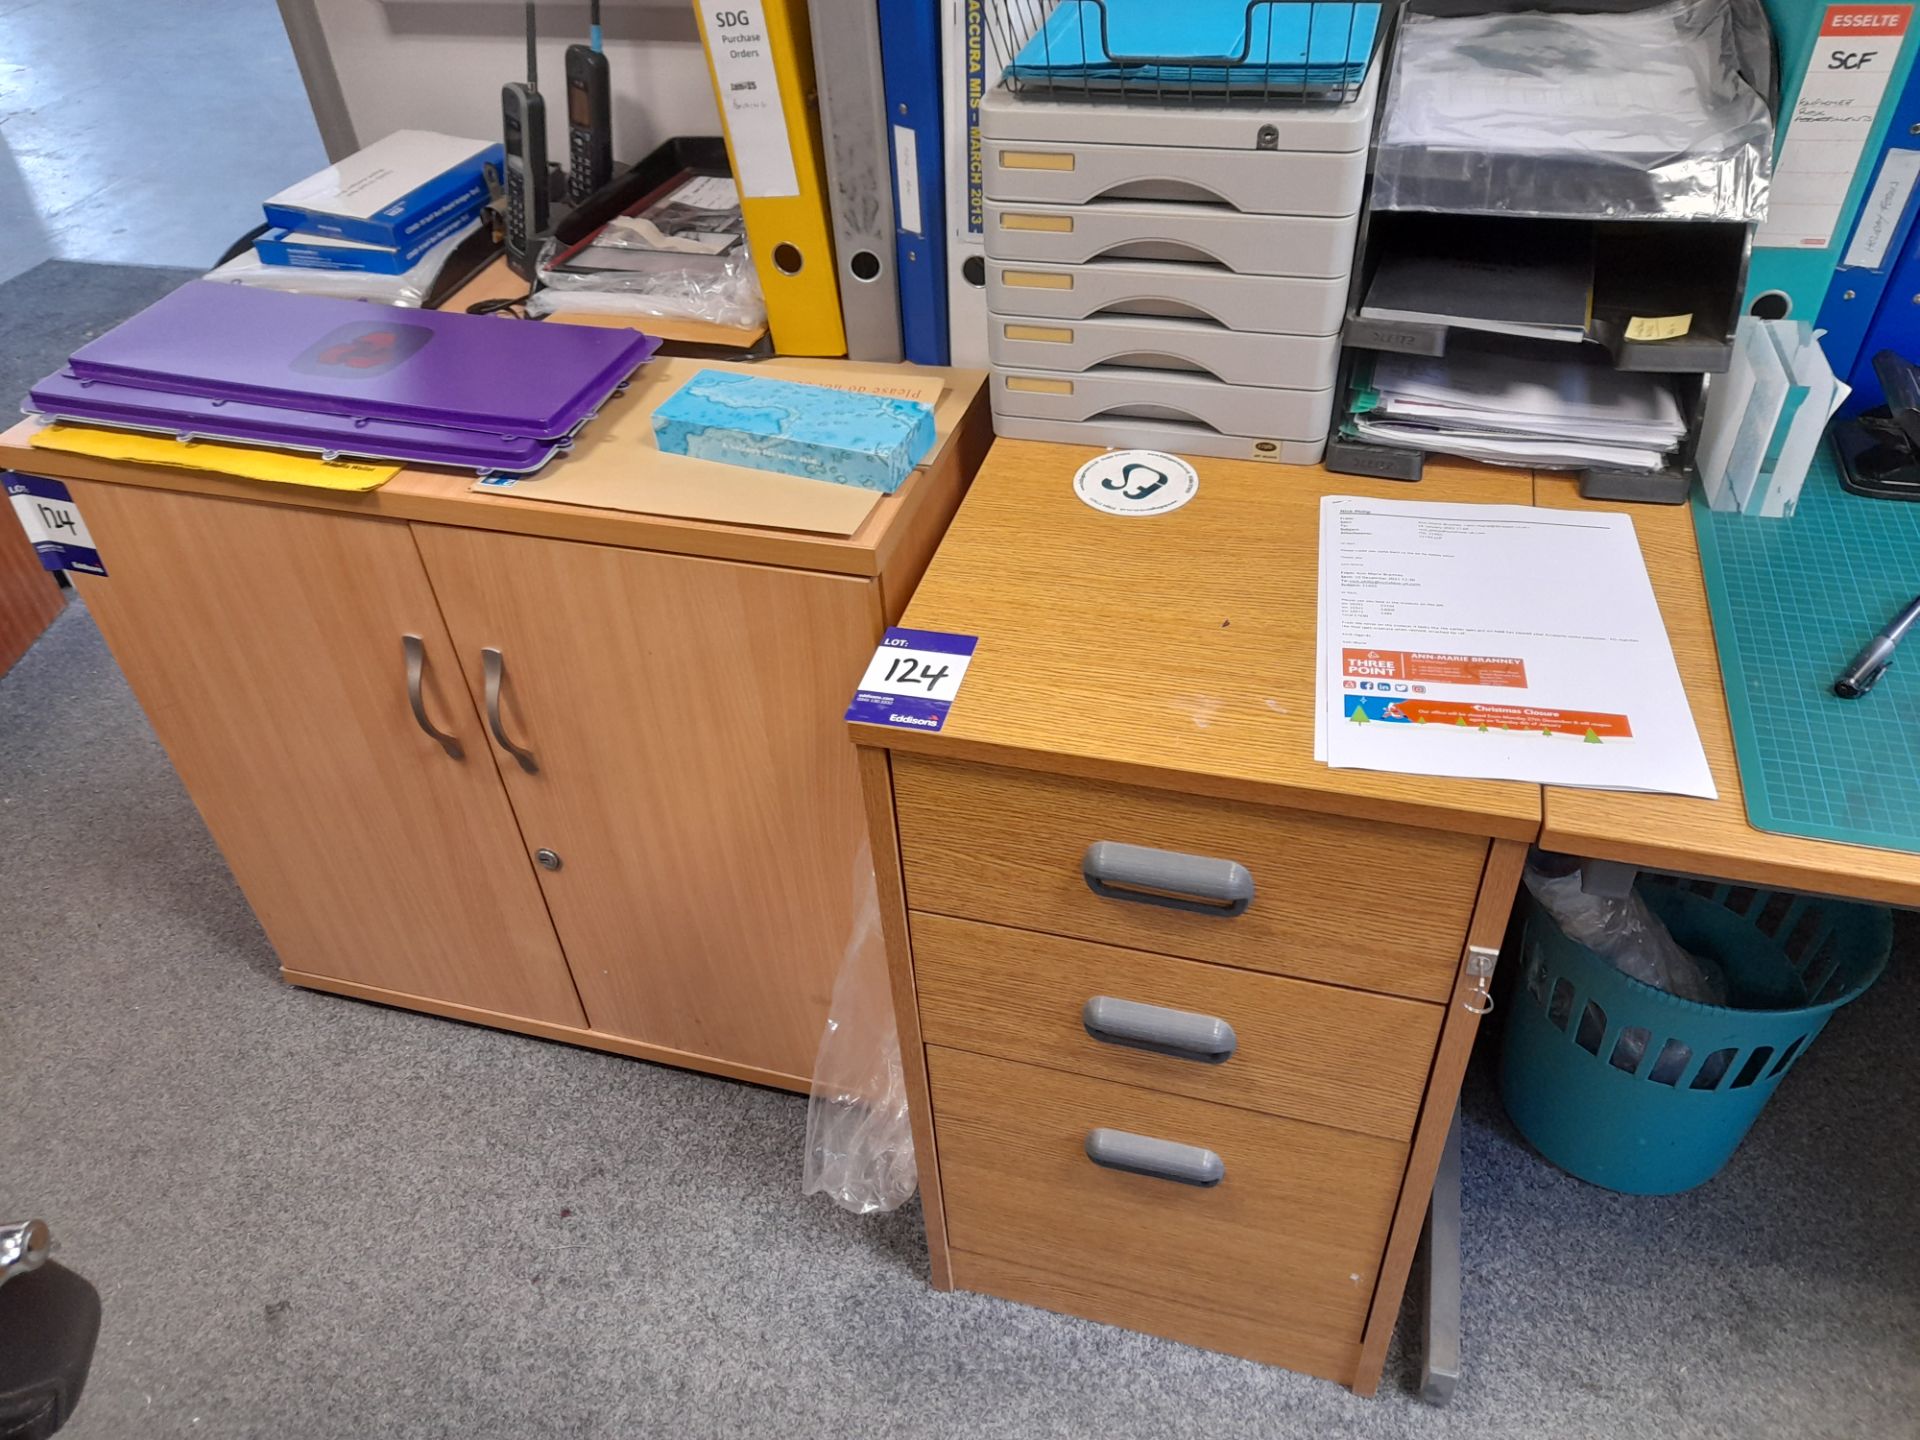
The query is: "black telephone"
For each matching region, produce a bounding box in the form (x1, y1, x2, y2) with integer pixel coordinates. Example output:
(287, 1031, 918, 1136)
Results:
(565, 3, 613, 205)
(502, 1, 550, 280)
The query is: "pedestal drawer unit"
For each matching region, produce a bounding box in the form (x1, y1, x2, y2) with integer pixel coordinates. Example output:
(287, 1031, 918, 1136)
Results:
(851, 439, 1537, 1393)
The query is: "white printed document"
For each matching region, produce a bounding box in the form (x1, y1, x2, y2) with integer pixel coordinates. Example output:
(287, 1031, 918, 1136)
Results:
(1316, 496, 1715, 798)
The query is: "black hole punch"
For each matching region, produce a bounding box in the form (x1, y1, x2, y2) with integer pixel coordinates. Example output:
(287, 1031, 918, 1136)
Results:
(773, 243, 804, 276)
(962, 254, 986, 287)
(850, 250, 882, 282)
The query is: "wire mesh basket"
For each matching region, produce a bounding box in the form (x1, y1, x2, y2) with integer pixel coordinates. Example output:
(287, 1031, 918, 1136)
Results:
(988, 0, 1380, 107)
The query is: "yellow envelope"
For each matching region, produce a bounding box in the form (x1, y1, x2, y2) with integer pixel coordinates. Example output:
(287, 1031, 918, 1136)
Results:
(29, 422, 400, 492)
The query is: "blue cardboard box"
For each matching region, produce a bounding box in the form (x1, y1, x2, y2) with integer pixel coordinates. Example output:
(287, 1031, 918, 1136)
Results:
(262, 131, 502, 249)
(652, 371, 937, 492)
(253, 207, 481, 273)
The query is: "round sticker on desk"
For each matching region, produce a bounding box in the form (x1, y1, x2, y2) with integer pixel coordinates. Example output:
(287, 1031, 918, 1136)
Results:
(1072, 449, 1198, 517)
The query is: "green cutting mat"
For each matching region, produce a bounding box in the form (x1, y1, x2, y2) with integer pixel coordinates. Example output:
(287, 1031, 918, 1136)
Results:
(1693, 443, 1920, 853)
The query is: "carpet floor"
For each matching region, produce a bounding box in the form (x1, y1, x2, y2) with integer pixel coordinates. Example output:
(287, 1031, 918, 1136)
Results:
(1, 264, 1915, 1440)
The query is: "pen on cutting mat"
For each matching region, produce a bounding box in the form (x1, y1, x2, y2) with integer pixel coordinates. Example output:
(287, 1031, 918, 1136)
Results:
(1833, 594, 1920, 698)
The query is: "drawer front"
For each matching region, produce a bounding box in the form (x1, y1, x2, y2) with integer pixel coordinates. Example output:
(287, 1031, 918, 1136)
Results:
(988, 314, 1341, 390)
(893, 756, 1484, 1001)
(992, 368, 1335, 443)
(947, 1249, 1361, 1384)
(928, 1048, 1407, 1342)
(913, 913, 1441, 1140)
(985, 257, 1347, 335)
(983, 198, 1359, 278)
(984, 139, 1366, 217)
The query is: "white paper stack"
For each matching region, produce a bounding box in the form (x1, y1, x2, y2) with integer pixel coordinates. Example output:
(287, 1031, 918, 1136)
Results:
(1354, 340, 1687, 471)
(1313, 494, 1715, 798)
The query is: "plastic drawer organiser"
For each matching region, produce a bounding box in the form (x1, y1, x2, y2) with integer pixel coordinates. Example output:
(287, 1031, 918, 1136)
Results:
(978, 1, 1378, 465)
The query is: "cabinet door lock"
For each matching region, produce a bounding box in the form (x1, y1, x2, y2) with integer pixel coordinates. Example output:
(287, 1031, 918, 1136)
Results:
(536, 848, 563, 872)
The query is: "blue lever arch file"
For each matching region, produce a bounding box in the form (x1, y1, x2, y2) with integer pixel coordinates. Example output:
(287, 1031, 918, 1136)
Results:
(879, 0, 950, 366)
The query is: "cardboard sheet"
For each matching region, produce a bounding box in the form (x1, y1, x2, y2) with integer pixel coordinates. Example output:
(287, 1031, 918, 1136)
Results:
(469, 360, 948, 536)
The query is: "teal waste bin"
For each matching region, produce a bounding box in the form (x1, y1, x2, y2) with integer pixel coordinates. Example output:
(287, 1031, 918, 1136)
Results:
(1500, 880, 1890, 1195)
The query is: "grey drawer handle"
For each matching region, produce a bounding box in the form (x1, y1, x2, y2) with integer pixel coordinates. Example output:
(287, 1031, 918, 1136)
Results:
(1082, 996, 1237, 1064)
(403, 635, 463, 760)
(1083, 841, 1253, 916)
(1084, 1129, 1224, 1188)
(481, 647, 539, 775)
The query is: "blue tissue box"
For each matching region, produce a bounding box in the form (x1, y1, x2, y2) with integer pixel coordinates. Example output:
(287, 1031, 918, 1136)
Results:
(651, 370, 937, 493)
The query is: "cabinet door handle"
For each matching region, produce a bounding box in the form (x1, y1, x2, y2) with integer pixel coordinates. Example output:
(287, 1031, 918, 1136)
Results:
(1084, 1129, 1224, 1188)
(1082, 996, 1237, 1064)
(403, 635, 463, 760)
(481, 647, 539, 775)
(1082, 841, 1253, 916)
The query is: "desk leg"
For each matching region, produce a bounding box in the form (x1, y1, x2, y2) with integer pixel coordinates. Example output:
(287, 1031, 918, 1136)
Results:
(1352, 836, 1524, 1396)
(1419, 1105, 1463, 1406)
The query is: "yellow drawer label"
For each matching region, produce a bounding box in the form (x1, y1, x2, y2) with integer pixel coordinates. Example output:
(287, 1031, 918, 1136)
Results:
(1003, 323, 1074, 343)
(1006, 375, 1075, 395)
(1000, 212, 1075, 232)
(1001, 270, 1074, 290)
(1000, 150, 1076, 172)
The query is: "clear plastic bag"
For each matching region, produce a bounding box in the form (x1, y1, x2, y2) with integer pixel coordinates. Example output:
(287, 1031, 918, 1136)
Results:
(530, 237, 768, 330)
(1372, 0, 1773, 220)
(201, 218, 484, 307)
(801, 846, 917, 1214)
(1525, 856, 1728, 1006)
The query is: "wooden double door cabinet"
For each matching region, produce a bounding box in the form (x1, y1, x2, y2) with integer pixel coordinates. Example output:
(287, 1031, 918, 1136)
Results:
(12, 369, 987, 1089)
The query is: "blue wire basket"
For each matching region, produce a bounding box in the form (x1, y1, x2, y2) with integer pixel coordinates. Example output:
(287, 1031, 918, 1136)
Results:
(993, 0, 1380, 105)
(1500, 879, 1891, 1195)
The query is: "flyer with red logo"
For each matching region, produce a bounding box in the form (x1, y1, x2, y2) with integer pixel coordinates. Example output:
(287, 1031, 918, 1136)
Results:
(1316, 496, 1714, 797)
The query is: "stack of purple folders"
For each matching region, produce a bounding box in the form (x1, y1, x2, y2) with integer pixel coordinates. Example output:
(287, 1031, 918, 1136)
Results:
(25, 281, 662, 475)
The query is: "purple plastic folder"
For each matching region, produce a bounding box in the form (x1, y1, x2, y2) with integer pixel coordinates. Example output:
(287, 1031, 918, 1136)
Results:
(27, 370, 566, 475)
(65, 281, 660, 439)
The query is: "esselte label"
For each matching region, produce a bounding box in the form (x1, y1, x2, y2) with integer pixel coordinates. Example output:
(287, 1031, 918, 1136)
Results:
(1073, 449, 1199, 516)
(1758, 2, 1913, 249)
(6, 472, 105, 575)
(845, 627, 977, 732)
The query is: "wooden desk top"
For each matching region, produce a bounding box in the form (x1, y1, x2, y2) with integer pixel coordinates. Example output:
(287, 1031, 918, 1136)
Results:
(0, 356, 990, 582)
(851, 439, 1542, 840)
(1534, 474, 1920, 908)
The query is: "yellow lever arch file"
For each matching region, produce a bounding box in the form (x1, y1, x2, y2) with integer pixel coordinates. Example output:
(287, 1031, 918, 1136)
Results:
(694, 1, 847, 357)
